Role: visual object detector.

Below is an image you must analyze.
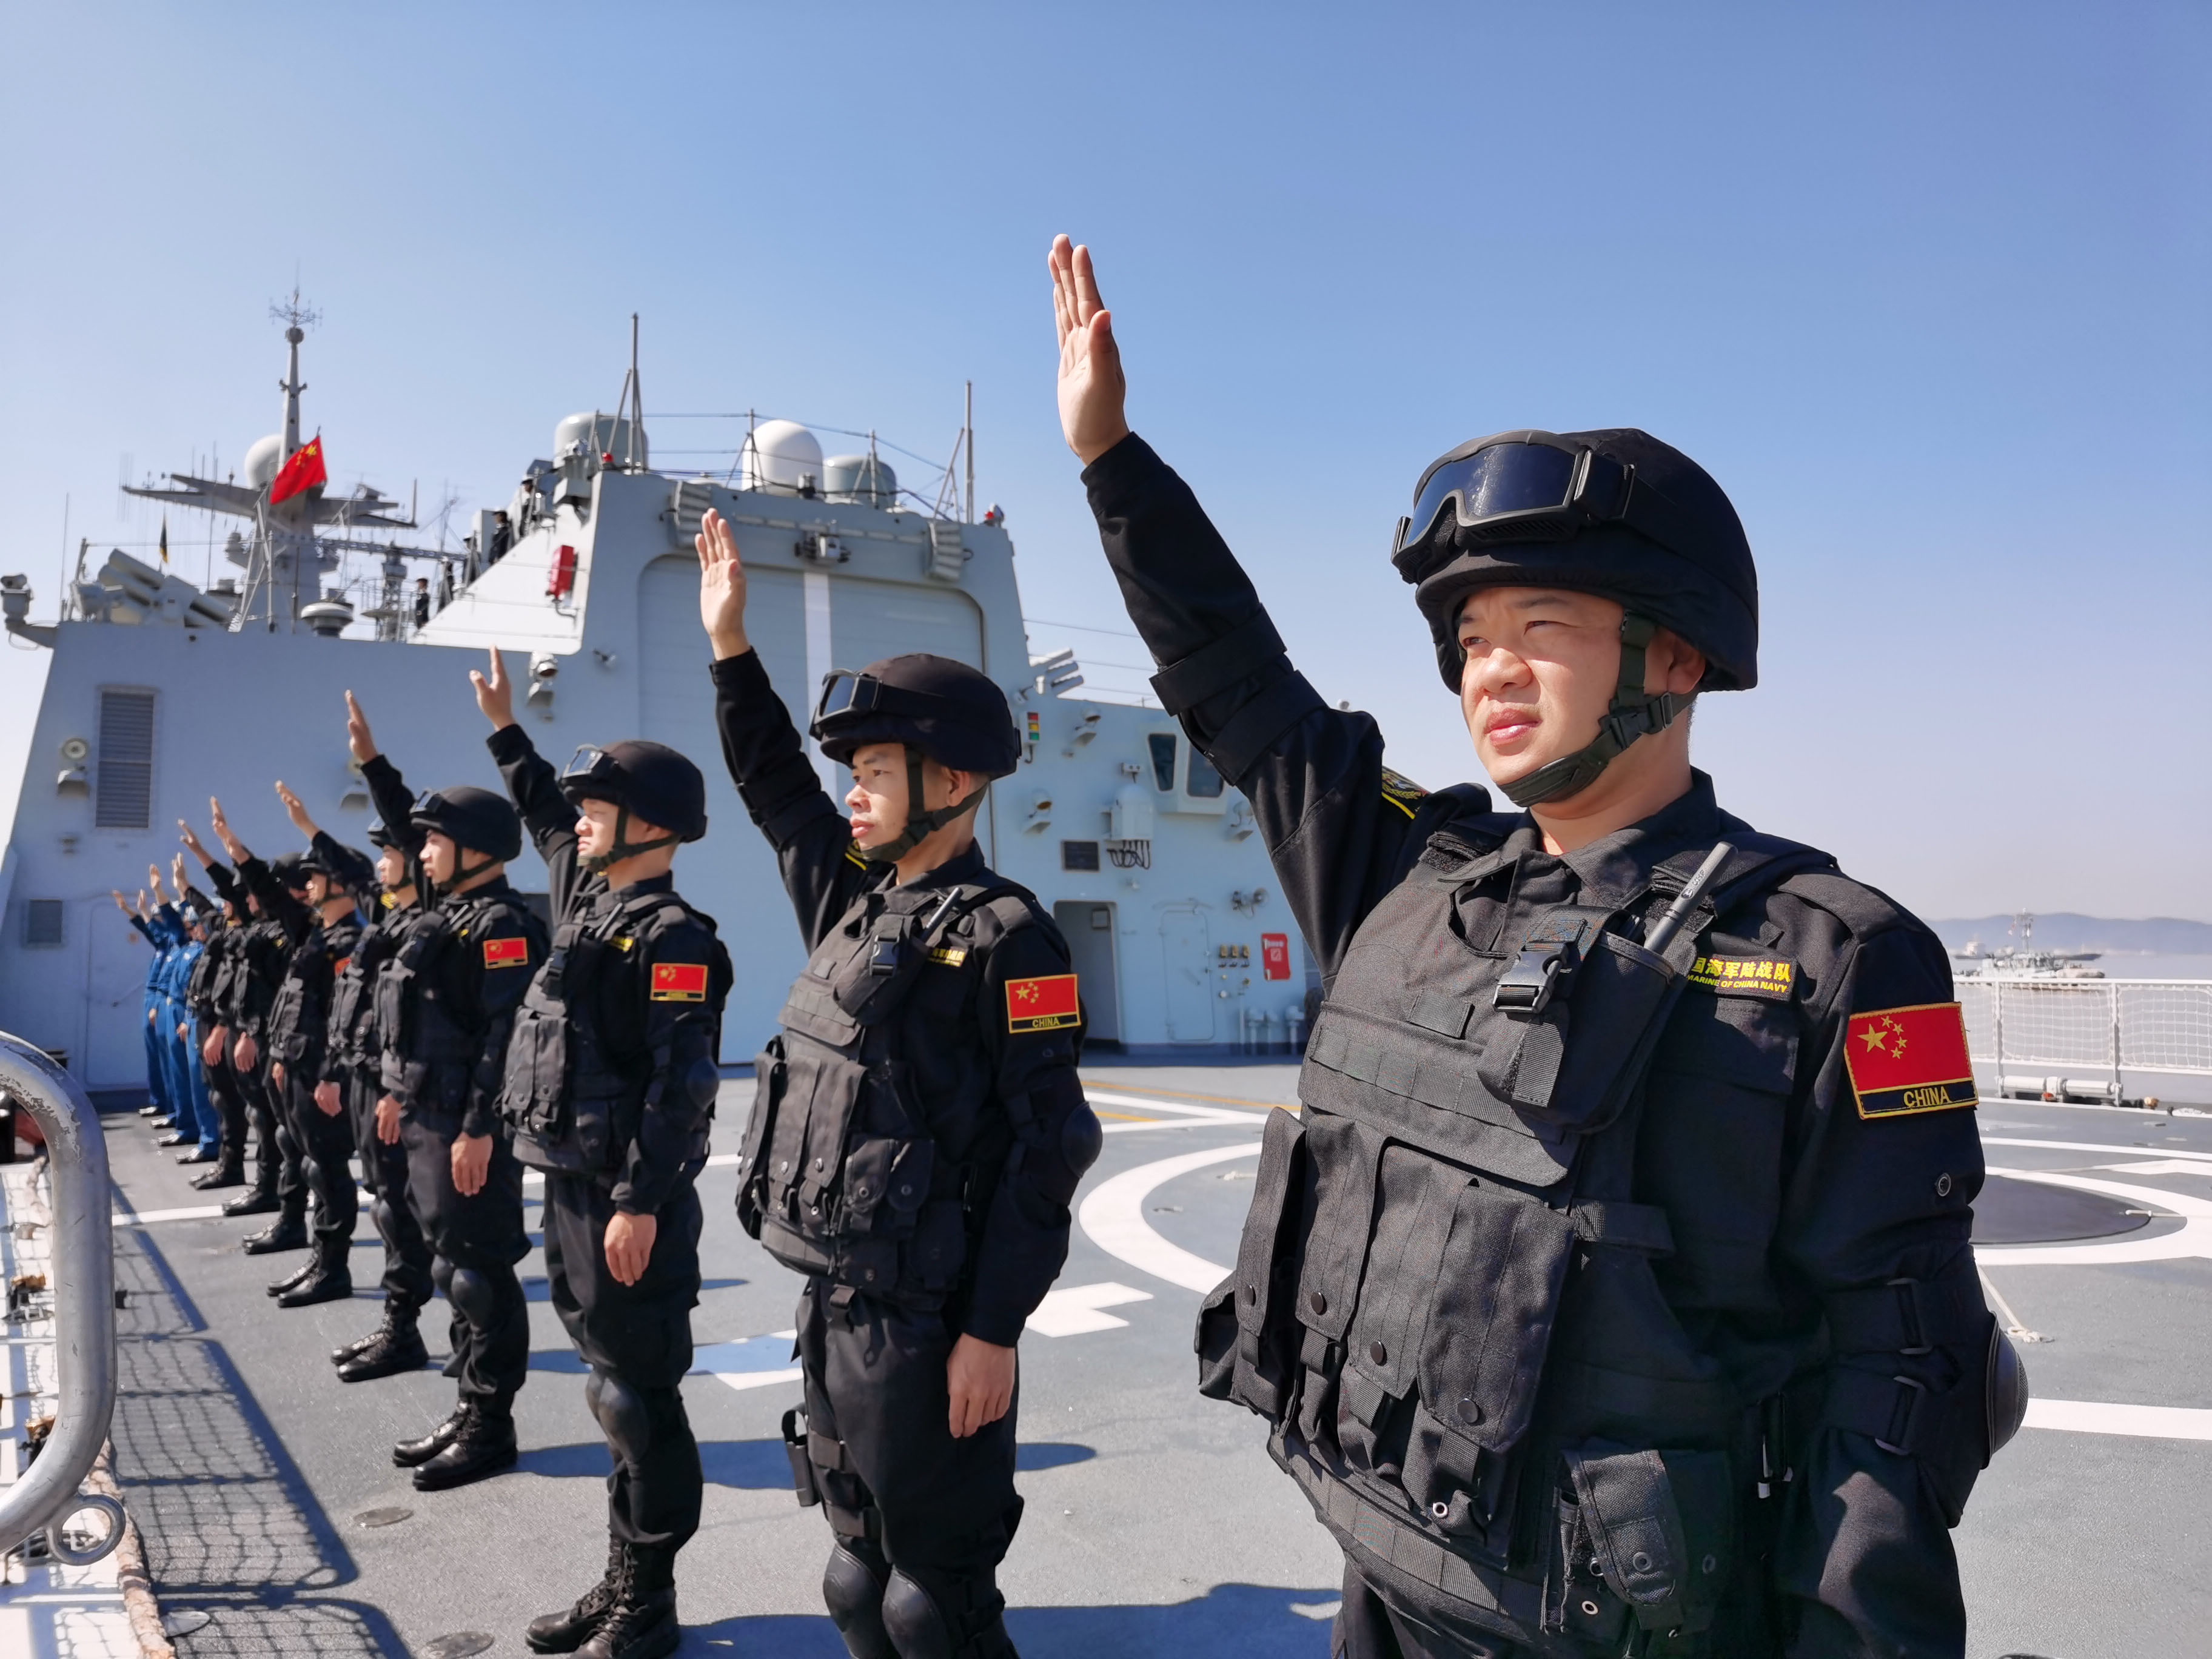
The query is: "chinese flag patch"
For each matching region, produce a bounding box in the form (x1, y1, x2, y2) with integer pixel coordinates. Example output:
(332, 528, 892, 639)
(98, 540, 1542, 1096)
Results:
(1843, 1001, 1978, 1119)
(482, 936, 531, 970)
(651, 962, 709, 1002)
(1005, 973, 1079, 1033)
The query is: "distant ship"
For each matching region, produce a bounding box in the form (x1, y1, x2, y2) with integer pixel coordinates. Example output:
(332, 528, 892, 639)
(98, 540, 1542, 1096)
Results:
(0, 305, 1309, 1092)
(1953, 912, 2106, 980)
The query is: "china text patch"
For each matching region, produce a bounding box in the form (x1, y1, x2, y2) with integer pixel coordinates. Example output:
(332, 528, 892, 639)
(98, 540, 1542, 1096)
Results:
(650, 962, 708, 1002)
(1842, 1002, 1978, 1119)
(1005, 973, 1079, 1033)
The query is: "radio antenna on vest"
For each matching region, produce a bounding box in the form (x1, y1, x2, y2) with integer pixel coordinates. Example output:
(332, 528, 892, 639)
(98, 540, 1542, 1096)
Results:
(1644, 841, 1735, 956)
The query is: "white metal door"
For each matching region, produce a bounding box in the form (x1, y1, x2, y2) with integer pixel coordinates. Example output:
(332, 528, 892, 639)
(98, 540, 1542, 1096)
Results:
(1158, 906, 1215, 1044)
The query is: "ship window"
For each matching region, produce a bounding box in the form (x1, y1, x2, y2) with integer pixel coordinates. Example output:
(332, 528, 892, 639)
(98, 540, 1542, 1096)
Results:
(23, 900, 62, 948)
(1186, 748, 1225, 798)
(1147, 733, 1177, 792)
(1061, 840, 1101, 873)
(95, 688, 156, 830)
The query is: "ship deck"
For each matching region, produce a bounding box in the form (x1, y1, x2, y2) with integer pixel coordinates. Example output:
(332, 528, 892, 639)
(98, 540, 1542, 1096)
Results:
(22, 1068, 2212, 1657)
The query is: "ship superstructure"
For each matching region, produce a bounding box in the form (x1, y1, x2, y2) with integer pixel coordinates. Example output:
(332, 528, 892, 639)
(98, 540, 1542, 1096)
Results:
(0, 317, 1306, 1090)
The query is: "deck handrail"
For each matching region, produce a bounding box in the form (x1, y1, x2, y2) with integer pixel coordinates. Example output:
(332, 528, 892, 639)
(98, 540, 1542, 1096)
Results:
(0, 1031, 121, 1561)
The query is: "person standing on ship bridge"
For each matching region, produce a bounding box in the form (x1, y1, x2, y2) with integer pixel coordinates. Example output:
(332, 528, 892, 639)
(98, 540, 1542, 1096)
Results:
(1047, 235, 2025, 1659)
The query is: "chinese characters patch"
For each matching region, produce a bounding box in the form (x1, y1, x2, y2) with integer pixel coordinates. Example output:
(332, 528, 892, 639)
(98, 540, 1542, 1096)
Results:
(1843, 1001, 1979, 1119)
(1687, 954, 1795, 1000)
(1005, 973, 1079, 1033)
(650, 962, 708, 1002)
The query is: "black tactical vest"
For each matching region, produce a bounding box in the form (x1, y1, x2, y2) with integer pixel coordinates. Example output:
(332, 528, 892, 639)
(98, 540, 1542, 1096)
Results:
(501, 889, 731, 1179)
(375, 891, 546, 1125)
(269, 916, 359, 1066)
(1201, 815, 1829, 1654)
(736, 874, 1028, 1307)
(327, 917, 402, 1073)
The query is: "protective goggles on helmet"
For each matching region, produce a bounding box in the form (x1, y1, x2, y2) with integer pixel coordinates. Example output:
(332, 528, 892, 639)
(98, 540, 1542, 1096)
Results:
(1390, 432, 1697, 577)
(811, 669, 943, 728)
(562, 746, 622, 787)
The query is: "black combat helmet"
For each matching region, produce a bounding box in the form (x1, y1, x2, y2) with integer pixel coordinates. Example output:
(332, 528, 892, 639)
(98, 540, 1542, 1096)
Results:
(409, 786, 523, 864)
(320, 843, 380, 898)
(809, 654, 1021, 862)
(1390, 427, 1758, 807)
(366, 815, 396, 849)
(269, 851, 317, 891)
(560, 740, 708, 871)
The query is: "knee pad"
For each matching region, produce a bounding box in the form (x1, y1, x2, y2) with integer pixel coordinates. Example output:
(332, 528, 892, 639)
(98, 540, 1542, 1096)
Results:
(370, 1198, 394, 1236)
(822, 1540, 894, 1659)
(447, 1265, 497, 1325)
(431, 1257, 455, 1301)
(583, 1369, 654, 1465)
(880, 1570, 954, 1659)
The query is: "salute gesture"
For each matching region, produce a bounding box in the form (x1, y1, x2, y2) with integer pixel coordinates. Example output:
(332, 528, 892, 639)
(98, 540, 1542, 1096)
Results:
(469, 646, 518, 731)
(344, 689, 381, 766)
(695, 509, 751, 660)
(1048, 234, 1131, 467)
(275, 780, 318, 840)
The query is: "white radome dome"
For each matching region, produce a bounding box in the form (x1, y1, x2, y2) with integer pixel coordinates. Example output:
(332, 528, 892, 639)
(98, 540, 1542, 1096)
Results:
(740, 420, 825, 495)
(243, 434, 285, 488)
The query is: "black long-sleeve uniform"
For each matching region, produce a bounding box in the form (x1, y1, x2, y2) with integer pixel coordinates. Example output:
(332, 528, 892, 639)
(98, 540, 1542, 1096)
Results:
(1083, 434, 1992, 1659)
(711, 648, 1101, 1641)
(489, 719, 729, 1554)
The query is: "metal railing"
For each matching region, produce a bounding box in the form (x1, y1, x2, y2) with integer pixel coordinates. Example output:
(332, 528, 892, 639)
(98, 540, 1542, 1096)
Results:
(1959, 977, 2212, 1102)
(0, 1031, 123, 1563)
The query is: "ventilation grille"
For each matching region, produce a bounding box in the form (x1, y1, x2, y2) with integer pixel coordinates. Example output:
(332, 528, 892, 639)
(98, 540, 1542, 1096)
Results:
(95, 688, 156, 828)
(24, 899, 63, 947)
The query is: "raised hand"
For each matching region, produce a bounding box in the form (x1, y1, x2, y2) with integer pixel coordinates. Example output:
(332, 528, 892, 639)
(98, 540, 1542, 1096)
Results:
(170, 853, 189, 894)
(471, 646, 517, 730)
(695, 508, 751, 660)
(275, 780, 318, 839)
(110, 889, 130, 913)
(209, 796, 246, 863)
(135, 889, 149, 919)
(344, 690, 380, 765)
(147, 863, 165, 901)
(1048, 235, 1131, 466)
(178, 819, 215, 868)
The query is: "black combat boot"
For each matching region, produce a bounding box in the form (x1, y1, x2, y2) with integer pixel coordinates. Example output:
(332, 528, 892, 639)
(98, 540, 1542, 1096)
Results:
(192, 1160, 246, 1190)
(412, 1396, 518, 1492)
(222, 1186, 281, 1218)
(525, 1537, 625, 1654)
(266, 1256, 320, 1297)
(276, 1245, 352, 1309)
(577, 1545, 679, 1659)
(338, 1307, 428, 1381)
(392, 1401, 472, 1469)
(241, 1209, 309, 1253)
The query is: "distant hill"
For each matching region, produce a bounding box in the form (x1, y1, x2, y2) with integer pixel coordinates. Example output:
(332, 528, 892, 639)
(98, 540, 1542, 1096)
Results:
(1931, 914, 2212, 954)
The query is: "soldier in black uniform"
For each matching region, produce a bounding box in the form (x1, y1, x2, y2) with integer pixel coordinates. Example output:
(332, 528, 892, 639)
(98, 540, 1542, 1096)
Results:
(217, 783, 378, 1308)
(177, 831, 250, 1190)
(205, 804, 313, 1248)
(324, 796, 440, 1382)
(460, 649, 731, 1659)
(696, 509, 1103, 1659)
(1047, 238, 2024, 1659)
(358, 700, 548, 1492)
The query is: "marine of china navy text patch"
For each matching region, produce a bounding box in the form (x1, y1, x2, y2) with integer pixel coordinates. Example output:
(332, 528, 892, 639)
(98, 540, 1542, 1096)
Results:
(1687, 954, 1795, 1000)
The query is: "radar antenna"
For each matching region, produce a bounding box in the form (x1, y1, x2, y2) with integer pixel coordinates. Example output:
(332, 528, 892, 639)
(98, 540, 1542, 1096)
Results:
(607, 313, 649, 471)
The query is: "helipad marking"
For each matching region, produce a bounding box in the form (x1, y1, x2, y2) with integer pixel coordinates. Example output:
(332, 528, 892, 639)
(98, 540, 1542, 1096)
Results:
(1983, 1136, 2212, 1164)
(522, 1150, 742, 1190)
(1027, 1281, 1153, 1336)
(1084, 1090, 1271, 1134)
(1078, 1143, 1258, 1293)
(2025, 1399, 2212, 1441)
(1976, 1167, 2212, 1266)
(110, 1204, 223, 1226)
(2099, 1159, 2212, 1178)
(691, 1329, 801, 1393)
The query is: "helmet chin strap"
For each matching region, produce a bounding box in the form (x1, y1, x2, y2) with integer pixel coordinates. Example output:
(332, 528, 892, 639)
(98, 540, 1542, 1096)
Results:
(582, 803, 680, 874)
(860, 745, 990, 865)
(1496, 614, 1688, 809)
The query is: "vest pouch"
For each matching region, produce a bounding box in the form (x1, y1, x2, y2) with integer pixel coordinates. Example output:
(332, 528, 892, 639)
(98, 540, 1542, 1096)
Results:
(736, 1039, 786, 1239)
(838, 1138, 935, 1238)
(1409, 1176, 1578, 1523)
(505, 1005, 571, 1138)
(769, 1047, 868, 1232)
(831, 912, 933, 1027)
(1558, 1443, 1736, 1646)
(1475, 932, 1680, 1134)
(1199, 1108, 1307, 1418)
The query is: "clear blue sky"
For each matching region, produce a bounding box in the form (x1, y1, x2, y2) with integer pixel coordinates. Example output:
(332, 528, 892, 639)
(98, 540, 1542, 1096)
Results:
(3, 2, 2206, 920)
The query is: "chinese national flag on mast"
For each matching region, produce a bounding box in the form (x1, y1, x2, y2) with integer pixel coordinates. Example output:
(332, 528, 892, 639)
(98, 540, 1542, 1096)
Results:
(269, 435, 327, 505)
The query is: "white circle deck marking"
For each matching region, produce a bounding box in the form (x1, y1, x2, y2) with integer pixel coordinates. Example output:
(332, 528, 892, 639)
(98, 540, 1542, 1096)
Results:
(1976, 1167, 2212, 1265)
(1078, 1142, 1261, 1293)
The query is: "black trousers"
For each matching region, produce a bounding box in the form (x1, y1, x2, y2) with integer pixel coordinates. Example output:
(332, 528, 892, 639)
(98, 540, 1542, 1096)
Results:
(796, 1279, 1022, 1600)
(401, 1114, 529, 1404)
(204, 1051, 247, 1164)
(346, 1070, 434, 1310)
(542, 1173, 703, 1552)
(1333, 1567, 1535, 1659)
(245, 1060, 303, 1205)
(280, 1070, 358, 1266)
